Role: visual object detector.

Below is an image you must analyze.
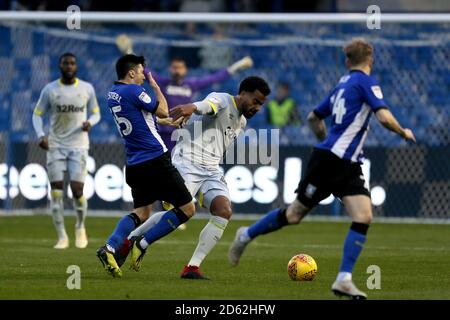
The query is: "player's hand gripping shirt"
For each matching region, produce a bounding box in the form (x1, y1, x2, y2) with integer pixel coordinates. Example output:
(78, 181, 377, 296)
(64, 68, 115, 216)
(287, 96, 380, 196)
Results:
(173, 92, 246, 169)
(107, 82, 166, 165)
(313, 70, 387, 163)
(33, 78, 100, 149)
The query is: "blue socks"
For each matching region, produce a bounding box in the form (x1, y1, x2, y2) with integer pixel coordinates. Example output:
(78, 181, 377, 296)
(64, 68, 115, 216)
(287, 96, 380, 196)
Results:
(247, 208, 288, 239)
(107, 213, 141, 251)
(339, 222, 369, 273)
(140, 208, 189, 248)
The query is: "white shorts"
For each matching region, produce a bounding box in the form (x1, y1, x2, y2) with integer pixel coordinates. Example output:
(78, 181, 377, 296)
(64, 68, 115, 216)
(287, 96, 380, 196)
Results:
(172, 159, 230, 211)
(46, 148, 88, 183)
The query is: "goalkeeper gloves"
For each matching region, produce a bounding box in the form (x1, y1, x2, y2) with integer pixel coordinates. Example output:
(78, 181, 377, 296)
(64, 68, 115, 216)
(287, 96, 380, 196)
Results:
(227, 56, 253, 74)
(115, 34, 134, 54)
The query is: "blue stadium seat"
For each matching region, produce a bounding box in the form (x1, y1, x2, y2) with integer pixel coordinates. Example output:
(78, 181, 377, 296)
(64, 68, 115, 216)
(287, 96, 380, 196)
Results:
(0, 21, 447, 147)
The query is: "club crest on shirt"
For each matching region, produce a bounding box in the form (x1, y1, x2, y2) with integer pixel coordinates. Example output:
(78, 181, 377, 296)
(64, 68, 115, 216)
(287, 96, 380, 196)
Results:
(371, 85, 383, 99)
(225, 126, 237, 140)
(139, 92, 151, 104)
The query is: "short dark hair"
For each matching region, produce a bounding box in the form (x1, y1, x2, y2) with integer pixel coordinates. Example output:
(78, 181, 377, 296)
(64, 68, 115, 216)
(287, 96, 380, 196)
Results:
(59, 52, 76, 63)
(116, 54, 146, 80)
(239, 76, 271, 96)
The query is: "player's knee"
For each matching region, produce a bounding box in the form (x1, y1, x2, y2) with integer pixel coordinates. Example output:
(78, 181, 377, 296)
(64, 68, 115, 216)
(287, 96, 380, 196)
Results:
(212, 205, 232, 220)
(287, 210, 302, 224)
(70, 183, 84, 199)
(179, 201, 195, 218)
(210, 196, 232, 220)
(286, 202, 309, 225)
(362, 213, 373, 225)
(72, 189, 83, 199)
(51, 182, 64, 190)
(134, 206, 152, 222)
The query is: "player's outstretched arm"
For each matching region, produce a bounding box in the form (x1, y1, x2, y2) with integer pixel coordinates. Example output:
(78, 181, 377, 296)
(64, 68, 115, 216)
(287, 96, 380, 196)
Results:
(375, 108, 416, 143)
(307, 111, 327, 141)
(170, 99, 215, 121)
(187, 56, 253, 91)
(146, 71, 169, 118)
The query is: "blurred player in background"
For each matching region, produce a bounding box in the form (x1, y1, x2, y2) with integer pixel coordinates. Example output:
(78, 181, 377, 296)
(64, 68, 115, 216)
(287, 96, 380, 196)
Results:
(125, 76, 271, 279)
(151, 56, 253, 150)
(229, 38, 416, 299)
(96, 54, 195, 278)
(32, 52, 101, 249)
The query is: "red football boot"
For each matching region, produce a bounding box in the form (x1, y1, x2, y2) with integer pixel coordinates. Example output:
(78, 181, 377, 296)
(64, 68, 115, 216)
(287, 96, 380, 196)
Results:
(180, 265, 209, 280)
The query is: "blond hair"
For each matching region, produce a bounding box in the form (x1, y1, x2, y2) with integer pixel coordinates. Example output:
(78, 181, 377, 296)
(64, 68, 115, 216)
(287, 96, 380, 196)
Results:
(343, 38, 373, 66)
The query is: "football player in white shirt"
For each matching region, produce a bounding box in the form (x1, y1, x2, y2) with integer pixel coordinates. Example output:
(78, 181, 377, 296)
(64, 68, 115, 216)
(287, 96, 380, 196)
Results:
(32, 53, 101, 249)
(125, 76, 271, 279)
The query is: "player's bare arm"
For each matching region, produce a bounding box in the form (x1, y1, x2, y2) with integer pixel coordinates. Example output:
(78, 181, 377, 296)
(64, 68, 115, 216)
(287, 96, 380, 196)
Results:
(170, 98, 217, 121)
(375, 108, 416, 143)
(146, 70, 169, 118)
(156, 117, 184, 128)
(307, 111, 327, 141)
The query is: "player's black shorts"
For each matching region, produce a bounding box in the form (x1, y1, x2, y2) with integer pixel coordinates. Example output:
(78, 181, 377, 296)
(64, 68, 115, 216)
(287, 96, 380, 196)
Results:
(296, 148, 370, 208)
(125, 152, 193, 209)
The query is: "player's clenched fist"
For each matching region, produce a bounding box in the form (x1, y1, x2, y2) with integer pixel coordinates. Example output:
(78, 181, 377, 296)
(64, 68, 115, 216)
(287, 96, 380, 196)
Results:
(82, 121, 92, 132)
(144, 68, 159, 89)
(38, 136, 49, 150)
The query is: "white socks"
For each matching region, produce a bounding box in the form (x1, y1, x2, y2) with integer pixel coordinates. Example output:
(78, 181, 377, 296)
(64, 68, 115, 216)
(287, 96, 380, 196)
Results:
(239, 227, 251, 243)
(51, 189, 68, 240)
(73, 195, 87, 229)
(128, 213, 229, 266)
(128, 211, 165, 239)
(336, 272, 352, 282)
(188, 216, 229, 267)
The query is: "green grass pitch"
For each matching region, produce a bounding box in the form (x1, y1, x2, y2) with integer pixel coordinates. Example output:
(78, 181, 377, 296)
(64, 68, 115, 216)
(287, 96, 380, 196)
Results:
(0, 215, 449, 300)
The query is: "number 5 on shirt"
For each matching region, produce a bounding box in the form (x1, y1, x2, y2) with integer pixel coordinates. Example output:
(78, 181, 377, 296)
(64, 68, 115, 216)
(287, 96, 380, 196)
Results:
(111, 105, 133, 136)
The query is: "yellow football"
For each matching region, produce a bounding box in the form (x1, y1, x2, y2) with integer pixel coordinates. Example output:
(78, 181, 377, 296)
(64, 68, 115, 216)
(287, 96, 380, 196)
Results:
(287, 254, 318, 281)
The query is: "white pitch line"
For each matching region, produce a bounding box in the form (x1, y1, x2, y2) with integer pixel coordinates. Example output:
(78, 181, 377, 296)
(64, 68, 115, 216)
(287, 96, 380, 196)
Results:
(2, 211, 450, 224)
(154, 239, 450, 252)
(1, 238, 448, 252)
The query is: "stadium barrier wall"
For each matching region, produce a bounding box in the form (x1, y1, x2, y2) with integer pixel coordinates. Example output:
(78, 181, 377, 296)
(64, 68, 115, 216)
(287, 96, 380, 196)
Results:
(0, 143, 448, 218)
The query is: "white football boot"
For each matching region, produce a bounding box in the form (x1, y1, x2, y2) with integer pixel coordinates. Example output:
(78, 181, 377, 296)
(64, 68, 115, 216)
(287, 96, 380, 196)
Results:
(332, 279, 368, 300)
(54, 238, 69, 249)
(228, 227, 251, 266)
(75, 227, 88, 249)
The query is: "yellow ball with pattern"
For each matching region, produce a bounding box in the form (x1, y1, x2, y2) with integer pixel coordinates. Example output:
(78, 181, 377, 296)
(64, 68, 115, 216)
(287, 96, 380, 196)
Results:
(287, 254, 318, 281)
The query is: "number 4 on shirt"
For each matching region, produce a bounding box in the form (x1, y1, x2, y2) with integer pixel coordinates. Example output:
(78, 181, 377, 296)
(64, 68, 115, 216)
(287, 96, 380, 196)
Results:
(331, 89, 346, 124)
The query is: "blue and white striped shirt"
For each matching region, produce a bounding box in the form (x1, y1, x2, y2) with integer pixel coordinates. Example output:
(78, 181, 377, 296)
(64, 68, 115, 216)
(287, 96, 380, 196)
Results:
(107, 82, 167, 165)
(314, 70, 387, 163)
